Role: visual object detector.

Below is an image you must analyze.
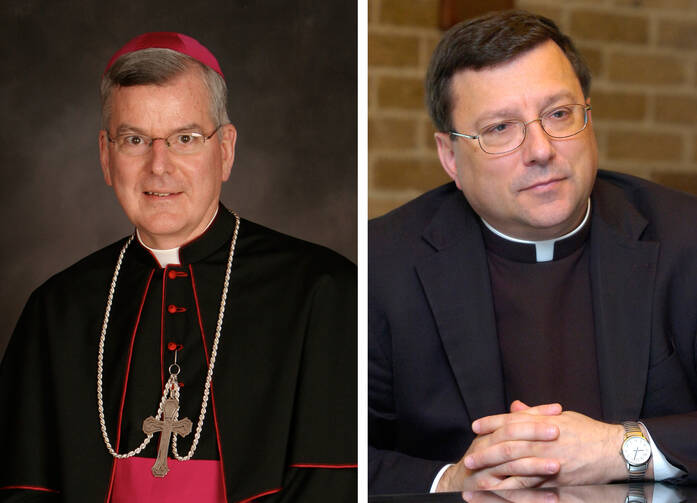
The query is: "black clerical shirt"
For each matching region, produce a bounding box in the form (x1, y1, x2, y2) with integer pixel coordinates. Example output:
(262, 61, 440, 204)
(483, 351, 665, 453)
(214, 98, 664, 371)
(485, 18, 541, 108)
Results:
(482, 216, 603, 418)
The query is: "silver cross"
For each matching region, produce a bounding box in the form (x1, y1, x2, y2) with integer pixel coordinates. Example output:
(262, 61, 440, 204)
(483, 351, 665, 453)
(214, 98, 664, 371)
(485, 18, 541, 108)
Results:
(142, 398, 193, 477)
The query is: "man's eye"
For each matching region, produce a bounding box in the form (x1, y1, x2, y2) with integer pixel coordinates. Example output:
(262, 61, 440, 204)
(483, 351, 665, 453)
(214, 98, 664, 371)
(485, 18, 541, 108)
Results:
(175, 134, 202, 145)
(484, 122, 512, 135)
(124, 135, 144, 146)
(548, 108, 570, 120)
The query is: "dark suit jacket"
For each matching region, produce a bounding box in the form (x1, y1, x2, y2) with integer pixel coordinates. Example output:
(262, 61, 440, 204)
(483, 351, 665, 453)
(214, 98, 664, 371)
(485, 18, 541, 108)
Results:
(369, 170, 697, 494)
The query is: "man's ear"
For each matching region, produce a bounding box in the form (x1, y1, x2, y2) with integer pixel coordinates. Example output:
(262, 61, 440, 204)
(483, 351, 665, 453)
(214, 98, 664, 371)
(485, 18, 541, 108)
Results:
(434, 132, 463, 190)
(219, 123, 237, 182)
(98, 130, 113, 186)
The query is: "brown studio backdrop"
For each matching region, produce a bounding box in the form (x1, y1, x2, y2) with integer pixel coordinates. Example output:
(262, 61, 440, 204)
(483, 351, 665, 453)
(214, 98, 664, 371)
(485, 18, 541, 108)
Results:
(0, 0, 356, 357)
(369, 0, 697, 218)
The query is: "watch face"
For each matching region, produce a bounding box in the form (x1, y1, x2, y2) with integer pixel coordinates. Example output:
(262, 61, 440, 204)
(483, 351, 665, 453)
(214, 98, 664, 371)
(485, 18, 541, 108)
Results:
(622, 436, 651, 465)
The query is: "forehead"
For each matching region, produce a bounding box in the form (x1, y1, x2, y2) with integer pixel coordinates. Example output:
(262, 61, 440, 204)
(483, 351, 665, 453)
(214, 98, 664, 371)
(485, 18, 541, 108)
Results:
(108, 70, 211, 130)
(449, 40, 584, 124)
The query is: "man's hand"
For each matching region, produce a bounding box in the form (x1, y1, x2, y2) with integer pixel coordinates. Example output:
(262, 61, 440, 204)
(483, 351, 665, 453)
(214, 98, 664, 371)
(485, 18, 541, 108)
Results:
(436, 402, 563, 492)
(465, 401, 633, 488)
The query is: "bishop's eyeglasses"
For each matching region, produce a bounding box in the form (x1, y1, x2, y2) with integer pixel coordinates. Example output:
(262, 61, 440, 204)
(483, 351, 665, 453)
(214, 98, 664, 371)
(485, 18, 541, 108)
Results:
(106, 125, 222, 156)
(449, 104, 592, 155)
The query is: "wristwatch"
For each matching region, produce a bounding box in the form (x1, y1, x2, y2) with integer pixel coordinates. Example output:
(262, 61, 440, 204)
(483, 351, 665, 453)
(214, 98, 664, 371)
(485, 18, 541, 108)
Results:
(620, 421, 652, 480)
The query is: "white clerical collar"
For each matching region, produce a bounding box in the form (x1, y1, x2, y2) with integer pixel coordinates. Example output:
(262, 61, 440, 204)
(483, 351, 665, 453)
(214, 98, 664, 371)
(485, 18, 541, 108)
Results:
(136, 207, 220, 268)
(480, 199, 591, 263)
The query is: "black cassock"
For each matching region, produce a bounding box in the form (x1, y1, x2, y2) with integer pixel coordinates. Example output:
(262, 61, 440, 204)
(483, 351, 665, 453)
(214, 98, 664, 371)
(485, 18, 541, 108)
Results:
(0, 205, 356, 502)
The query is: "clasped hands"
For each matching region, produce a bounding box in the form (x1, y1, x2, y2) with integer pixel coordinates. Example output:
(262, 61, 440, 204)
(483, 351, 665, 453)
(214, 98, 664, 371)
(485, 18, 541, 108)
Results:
(437, 400, 639, 492)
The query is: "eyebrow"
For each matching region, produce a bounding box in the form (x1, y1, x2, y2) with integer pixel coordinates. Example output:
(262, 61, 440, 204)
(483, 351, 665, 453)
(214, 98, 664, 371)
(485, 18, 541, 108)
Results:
(114, 123, 207, 135)
(473, 91, 581, 129)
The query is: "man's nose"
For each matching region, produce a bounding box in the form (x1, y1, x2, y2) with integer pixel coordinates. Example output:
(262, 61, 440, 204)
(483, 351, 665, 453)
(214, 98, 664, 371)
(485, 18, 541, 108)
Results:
(520, 119, 554, 166)
(148, 138, 172, 174)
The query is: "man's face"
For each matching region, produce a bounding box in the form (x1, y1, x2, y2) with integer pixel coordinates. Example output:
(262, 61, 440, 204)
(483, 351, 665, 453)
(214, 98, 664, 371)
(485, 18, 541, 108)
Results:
(99, 68, 236, 249)
(435, 40, 597, 241)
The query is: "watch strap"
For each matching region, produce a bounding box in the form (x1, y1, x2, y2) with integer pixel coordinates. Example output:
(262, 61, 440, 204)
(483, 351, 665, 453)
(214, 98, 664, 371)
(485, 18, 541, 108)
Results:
(622, 421, 650, 481)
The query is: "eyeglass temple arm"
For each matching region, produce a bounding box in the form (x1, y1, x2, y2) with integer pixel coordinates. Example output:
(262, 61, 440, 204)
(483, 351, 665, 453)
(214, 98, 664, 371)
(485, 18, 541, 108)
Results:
(449, 130, 478, 140)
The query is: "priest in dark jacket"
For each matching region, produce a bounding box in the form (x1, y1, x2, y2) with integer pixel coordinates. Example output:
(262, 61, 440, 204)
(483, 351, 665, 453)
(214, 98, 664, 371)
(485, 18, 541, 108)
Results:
(0, 32, 356, 502)
(369, 11, 697, 495)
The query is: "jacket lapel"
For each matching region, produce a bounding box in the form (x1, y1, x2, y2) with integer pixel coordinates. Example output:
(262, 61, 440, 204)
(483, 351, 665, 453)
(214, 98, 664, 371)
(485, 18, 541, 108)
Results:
(415, 192, 506, 421)
(589, 179, 659, 422)
(412, 179, 660, 423)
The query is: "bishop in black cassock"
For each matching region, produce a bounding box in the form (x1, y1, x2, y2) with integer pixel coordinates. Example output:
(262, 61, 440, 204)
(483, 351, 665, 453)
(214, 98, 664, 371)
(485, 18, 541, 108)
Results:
(0, 31, 356, 502)
(1, 207, 356, 502)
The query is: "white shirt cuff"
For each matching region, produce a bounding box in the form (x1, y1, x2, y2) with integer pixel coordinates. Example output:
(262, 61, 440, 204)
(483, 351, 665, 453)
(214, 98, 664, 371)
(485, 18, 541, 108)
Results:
(430, 464, 453, 493)
(640, 422, 686, 480)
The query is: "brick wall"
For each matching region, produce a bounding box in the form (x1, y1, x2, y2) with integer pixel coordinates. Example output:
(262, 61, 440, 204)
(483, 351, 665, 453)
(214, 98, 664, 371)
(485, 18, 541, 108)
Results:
(368, 0, 697, 218)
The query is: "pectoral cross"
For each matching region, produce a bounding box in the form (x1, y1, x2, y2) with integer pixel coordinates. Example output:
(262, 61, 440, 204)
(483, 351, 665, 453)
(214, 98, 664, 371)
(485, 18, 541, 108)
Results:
(142, 398, 193, 477)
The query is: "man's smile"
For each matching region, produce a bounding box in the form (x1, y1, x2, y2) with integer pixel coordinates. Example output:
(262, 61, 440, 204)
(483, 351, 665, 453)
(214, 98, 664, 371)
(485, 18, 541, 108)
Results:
(144, 191, 181, 197)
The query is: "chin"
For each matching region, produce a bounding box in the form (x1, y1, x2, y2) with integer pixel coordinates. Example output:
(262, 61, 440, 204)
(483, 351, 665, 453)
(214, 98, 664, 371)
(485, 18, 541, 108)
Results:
(527, 211, 582, 237)
(138, 220, 186, 239)
(139, 210, 185, 227)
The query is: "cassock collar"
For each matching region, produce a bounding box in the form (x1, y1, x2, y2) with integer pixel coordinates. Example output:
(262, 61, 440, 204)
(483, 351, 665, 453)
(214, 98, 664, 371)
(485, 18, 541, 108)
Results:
(131, 203, 236, 268)
(481, 199, 591, 263)
(136, 240, 181, 268)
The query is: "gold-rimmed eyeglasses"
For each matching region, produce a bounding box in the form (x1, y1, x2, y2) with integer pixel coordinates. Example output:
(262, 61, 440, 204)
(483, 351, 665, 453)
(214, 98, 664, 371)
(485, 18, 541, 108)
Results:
(449, 104, 592, 155)
(106, 125, 223, 156)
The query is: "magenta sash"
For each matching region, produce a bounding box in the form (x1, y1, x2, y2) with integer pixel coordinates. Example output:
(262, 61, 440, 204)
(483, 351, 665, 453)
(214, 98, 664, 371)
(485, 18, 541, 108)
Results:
(110, 457, 225, 502)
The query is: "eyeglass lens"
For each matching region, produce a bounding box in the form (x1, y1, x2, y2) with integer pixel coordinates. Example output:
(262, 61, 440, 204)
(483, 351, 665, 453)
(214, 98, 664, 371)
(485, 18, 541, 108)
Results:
(479, 104, 588, 154)
(111, 132, 208, 156)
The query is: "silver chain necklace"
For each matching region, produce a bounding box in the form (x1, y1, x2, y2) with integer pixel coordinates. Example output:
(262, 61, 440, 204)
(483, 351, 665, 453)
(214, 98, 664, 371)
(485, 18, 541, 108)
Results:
(97, 213, 240, 468)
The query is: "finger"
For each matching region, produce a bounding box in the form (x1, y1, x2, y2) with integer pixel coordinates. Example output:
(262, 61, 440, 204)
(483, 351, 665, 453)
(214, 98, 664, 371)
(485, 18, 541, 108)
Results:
(491, 456, 559, 479)
(462, 458, 559, 493)
(470, 421, 559, 453)
(473, 404, 562, 434)
(469, 421, 559, 453)
(465, 437, 560, 470)
(527, 403, 563, 416)
(509, 401, 561, 415)
(492, 421, 559, 446)
(510, 400, 530, 412)
(492, 476, 552, 490)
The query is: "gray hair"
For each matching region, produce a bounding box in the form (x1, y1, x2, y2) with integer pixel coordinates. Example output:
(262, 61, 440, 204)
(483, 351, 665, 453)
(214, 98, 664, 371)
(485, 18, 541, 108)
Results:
(100, 48, 230, 129)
